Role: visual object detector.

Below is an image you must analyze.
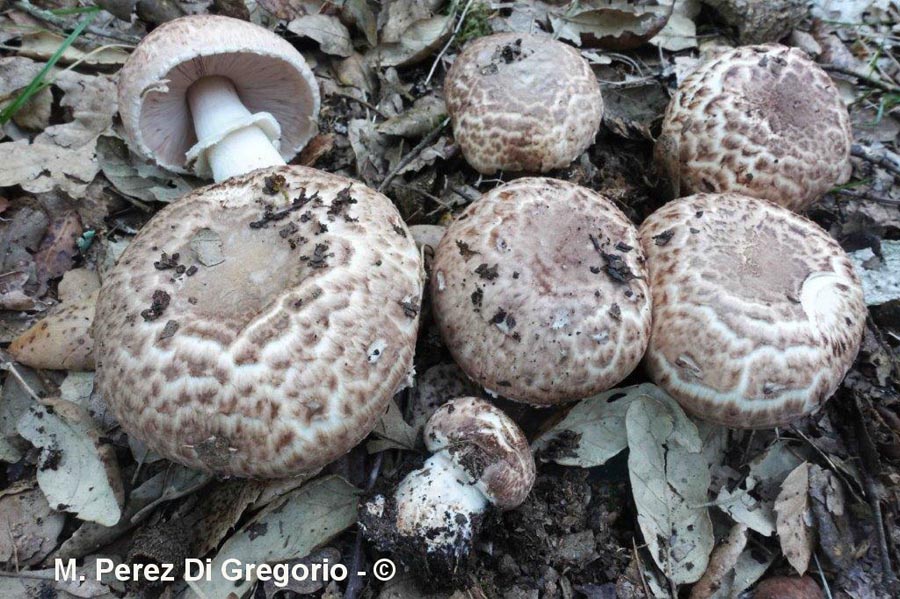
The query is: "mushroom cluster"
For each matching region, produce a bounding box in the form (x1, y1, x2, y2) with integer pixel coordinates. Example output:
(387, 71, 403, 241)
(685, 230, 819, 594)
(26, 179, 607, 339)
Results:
(431, 178, 652, 405)
(95, 15, 423, 478)
(360, 397, 535, 578)
(639, 193, 866, 428)
(655, 44, 852, 211)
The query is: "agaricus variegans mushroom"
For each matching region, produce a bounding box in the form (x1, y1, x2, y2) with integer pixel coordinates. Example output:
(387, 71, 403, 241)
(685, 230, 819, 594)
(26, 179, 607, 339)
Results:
(444, 33, 603, 174)
(97, 18, 423, 478)
(639, 193, 866, 428)
(117, 15, 319, 182)
(431, 178, 652, 405)
(655, 44, 852, 211)
(360, 397, 534, 577)
(94, 168, 423, 477)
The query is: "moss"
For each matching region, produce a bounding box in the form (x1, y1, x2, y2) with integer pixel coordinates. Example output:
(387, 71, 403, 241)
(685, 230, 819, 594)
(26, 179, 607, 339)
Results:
(456, 2, 493, 46)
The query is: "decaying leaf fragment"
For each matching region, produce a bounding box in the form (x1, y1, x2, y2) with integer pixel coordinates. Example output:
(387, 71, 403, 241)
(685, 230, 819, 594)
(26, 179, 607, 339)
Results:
(626, 391, 714, 585)
(368, 398, 417, 453)
(774, 462, 814, 575)
(189, 475, 359, 598)
(0, 480, 66, 566)
(9, 290, 98, 371)
(17, 398, 124, 526)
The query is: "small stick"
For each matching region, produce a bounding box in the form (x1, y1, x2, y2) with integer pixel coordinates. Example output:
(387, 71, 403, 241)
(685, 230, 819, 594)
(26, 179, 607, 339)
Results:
(813, 553, 834, 599)
(425, 0, 476, 86)
(834, 187, 899, 206)
(851, 143, 900, 177)
(14, 0, 141, 45)
(377, 117, 450, 193)
(821, 63, 900, 94)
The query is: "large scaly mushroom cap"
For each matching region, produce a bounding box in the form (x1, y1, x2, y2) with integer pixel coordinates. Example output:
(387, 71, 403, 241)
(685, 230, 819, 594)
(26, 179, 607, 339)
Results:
(117, 15, 319, 176)
(655, 44, 852, 212)
(431, 178, 651, 406)
(444, 33, 603, 174)
(93, 167, 423, 477)
(639, 193, 866, 428)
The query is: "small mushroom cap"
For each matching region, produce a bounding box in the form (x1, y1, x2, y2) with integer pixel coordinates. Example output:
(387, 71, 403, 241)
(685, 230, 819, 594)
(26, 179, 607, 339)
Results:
(444, 33, 603, 174)
(117, 15, 320, 175)
(639, 193, 866, 428)
(655, 44, 851, 211)
(94, 166, 423, 477)
(425, 397, 535, 510)
(431, 178, 651, 406)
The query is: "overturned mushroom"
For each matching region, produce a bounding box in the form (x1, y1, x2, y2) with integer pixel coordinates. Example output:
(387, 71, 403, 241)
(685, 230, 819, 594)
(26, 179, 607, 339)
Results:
(655, 44, 851, 211)
(431, 178, 651, 405)
(360, 397, 534, 578)
(639, 193, 866, 428)
(444, 33, 603, 174)
(117, 15, 319, 181)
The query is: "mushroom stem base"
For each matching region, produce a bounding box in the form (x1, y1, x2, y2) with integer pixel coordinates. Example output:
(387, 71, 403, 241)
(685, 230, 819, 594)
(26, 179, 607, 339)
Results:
(186, 75, 285, 182)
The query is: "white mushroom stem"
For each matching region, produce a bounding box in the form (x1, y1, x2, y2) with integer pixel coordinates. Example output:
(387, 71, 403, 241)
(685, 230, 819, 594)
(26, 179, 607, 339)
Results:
(393, 450, 488, 553)
(186, 76, 284, 182)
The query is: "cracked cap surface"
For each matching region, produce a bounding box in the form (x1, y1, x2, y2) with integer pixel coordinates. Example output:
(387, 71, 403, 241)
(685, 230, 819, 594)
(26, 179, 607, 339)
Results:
(94, 166, 423, 477)
(431, 178, 651, 406)
(639, 193, 866, 428)
(444, 33, 603, 174)
(655, 44, 852, 211)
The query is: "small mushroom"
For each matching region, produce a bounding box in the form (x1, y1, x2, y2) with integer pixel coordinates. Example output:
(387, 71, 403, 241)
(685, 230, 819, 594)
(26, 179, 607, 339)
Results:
(360, 397, 534, 577)
(639, 193, 866, 428)
(754, 576, 824, 599)
(431, 178, 651, 405)
(94, 168, 423, 477)
(444, 33, 603, 174)
(655, 44, 851, 211)
(117, 15, 319, 181)
(706, 0, 808, 44)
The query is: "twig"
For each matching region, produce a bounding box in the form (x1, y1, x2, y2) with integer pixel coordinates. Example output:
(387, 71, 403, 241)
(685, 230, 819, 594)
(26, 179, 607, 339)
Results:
(813, 553, 834, 599)
(332, 92, 388, 119)
(377, 117, 450, 193)
(14, 0, 141, 45)
(851, 143, 900, 177)
(821, 63, 900, 94)
(0, 351, 47, 404)
(834, 187, 899, 206)
(853, 393, 900, 590)
(631, 537, 654, 598)
(425, 0, 476, 86)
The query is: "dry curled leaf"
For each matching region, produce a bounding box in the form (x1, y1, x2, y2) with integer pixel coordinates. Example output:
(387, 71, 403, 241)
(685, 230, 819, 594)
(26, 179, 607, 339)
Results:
(9, 289, 97, 371)
(288, 15, 354, 57)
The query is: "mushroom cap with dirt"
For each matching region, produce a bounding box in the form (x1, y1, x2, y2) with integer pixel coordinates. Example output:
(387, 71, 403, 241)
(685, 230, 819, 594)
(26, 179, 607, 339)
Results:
(431, 178, 652, 406)
(444, 33, 603, 174)
(639, 193, 866, 428)
(655, 44, 852, 212)
(359, 397, 535, 579)
(93, 167, 423, 478)
(117, 14, 319, 179)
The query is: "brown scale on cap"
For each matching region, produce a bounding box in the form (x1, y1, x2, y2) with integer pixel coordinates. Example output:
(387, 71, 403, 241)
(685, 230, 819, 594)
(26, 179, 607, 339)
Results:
(639, 193, 866, 428)
(117, 15, 319, 176)
(443, 33, 603, 174)
(432, 178, 652, 406)
(655, 44, 852, 211)
(93, 167, 423, 478)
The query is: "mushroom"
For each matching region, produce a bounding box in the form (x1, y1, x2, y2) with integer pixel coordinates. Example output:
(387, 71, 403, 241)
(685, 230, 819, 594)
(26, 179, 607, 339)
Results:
(360, 397, 534, 577)
(444, 33, 603, 174)
(655, 44, 852, 211)
(93, 167, 423, 478)
(117, 15, 319, 182)
(639, 193, 866, 428)
(705, 0, 808, 44)
(754, 576, 824, 599)
(431, 178, 651, 405)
